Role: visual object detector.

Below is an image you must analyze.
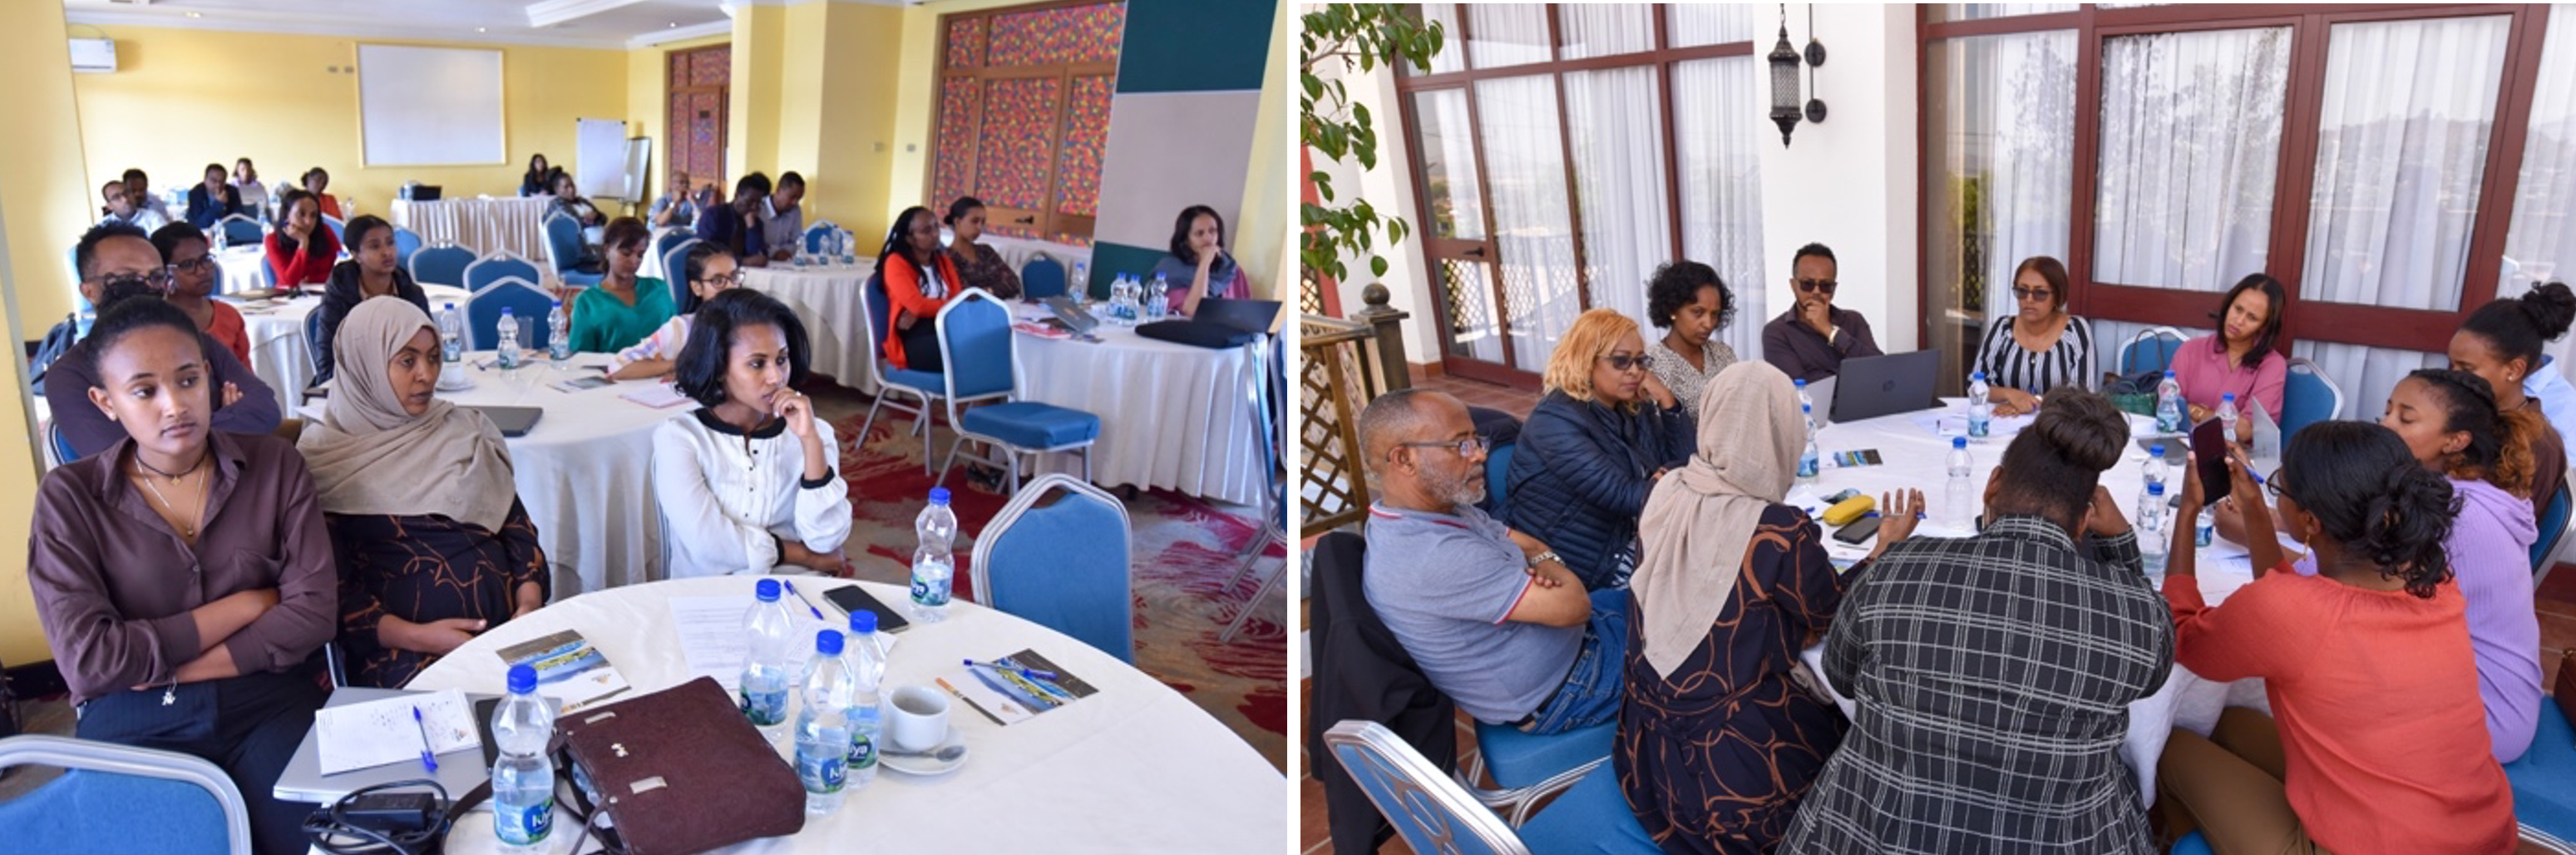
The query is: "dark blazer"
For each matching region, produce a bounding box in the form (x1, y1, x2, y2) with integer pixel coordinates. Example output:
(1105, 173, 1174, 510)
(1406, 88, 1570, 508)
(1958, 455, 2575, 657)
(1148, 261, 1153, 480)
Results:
(313, 262, 432, 387)
(1305, 531, 1458, 854)
(1504, 389, 1693, 589)
(186, 184, 245, 230)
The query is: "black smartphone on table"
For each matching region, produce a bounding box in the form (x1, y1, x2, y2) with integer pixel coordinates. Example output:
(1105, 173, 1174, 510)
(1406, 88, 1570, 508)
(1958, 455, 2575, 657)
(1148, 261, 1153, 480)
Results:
(1832, 516, 1883, 544)
(2191, 416, 2232, 505)
(822, 585, 913, 633)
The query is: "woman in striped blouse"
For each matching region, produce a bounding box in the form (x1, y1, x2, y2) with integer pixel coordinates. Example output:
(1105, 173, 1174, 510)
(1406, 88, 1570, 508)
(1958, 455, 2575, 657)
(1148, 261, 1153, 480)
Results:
(1972, 255, 2096, 415)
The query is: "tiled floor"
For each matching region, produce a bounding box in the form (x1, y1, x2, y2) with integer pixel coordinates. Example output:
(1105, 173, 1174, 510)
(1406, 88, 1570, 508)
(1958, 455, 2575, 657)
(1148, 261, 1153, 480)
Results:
(1301, 369, 2576, 853)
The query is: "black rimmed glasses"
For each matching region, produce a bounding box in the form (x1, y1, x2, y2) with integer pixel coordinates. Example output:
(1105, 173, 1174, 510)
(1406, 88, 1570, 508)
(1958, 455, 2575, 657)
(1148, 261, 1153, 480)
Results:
(96, 268, 175, 293)
(170, 257, 217, 275)
(2263, 468, 2287, 500)
(1795, 278, 1838, 295)
(697, 271, 744, 288)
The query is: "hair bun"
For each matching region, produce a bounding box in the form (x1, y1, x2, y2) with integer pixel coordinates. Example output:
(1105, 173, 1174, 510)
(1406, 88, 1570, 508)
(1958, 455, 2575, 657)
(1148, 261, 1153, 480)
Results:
(2522, 281, 2576, 341)
(2031, 388, 2129, 472)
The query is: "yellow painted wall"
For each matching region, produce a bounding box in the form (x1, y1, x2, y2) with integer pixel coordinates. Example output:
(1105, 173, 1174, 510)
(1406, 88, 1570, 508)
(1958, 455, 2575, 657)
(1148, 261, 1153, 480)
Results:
(0, 2, 84, 668)
(1231, 2, 1290, 300)
(627, 32, 732, 208)
(728, 6, 789, 182)
(804, 2, 905, 240)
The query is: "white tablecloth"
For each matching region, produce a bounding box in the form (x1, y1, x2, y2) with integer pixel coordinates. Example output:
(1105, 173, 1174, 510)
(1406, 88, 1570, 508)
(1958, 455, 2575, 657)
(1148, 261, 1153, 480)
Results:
(215, 246, 269, 294)
(392, 197, 554, 261)
(740, 263, 874, 391)
(1009, 304, 1266, 507)
(398, 577, 1284, 854)
(1790, 399, 2270, 809)
(301, 351, 687, 597)
(236, 285, 474, 409)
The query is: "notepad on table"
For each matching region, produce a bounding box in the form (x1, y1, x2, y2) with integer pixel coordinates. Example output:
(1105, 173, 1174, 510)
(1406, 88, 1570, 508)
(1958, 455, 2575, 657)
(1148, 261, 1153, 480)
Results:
(313, 688, 479, 774)
(619, 383, 693, 408)
(937, 649, 1097, 726)
(493, 630, 633, 713)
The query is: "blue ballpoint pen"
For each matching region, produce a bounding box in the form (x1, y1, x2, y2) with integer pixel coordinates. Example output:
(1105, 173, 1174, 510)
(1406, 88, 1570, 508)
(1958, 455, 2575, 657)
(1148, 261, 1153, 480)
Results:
(962, 659, 1059, 682)
(410, 705, 439, 773)
(779, 580, 827, 621)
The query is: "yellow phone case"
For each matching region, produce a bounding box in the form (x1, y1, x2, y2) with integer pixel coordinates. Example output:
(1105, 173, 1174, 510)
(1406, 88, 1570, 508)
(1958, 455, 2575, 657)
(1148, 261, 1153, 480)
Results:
(1821, 495, 1876, 526)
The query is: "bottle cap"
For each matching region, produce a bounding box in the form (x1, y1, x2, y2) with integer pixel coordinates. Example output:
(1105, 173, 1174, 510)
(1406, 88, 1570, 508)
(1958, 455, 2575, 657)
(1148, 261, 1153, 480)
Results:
(551, 299, 563, 308)
(929, 487, 951, 506)
(2150, 445, 2164, 457)
(2223, 393, 2235, 402)
(2149, 482, 2165, 495)
(1794, 378, 1807, 388)
(1972, 371, 1985, 381)
(816, 629, 844, 656)
(507, 663, 537, 694)
(1952, 437, 1967, 449)
(849, 610, 877, 634)
(2164, 370, 2176, 378)
(755, 578, 781, 601)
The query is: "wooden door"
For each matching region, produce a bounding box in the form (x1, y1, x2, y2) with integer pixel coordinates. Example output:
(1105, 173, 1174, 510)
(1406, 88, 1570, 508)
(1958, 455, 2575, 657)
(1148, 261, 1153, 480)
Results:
(666, 45, 731, 197)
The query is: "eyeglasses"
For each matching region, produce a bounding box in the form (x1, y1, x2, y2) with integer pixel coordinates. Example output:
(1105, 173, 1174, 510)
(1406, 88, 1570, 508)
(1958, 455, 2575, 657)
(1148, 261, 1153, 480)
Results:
(1795, 279, 1838, 295)
(1396, 436, 1491, 459)
(95, 269, 175, 292)
(696, 272, 743, 287)
(2263, 467, 2287, 499)
(1599, 353, 1654, 373)
(2012, 286, 2054, 303)
(170, 257, 217, 275)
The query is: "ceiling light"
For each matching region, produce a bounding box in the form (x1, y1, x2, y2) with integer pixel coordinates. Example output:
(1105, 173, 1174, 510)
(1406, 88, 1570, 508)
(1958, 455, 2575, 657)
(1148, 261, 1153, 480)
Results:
(477, 27, 488, 32)
(186, 12, 202, 17)
(668, 22, 678, 28)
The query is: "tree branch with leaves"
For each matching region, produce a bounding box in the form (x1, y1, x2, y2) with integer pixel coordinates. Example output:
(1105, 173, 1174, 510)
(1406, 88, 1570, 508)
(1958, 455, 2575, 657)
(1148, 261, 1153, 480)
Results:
(1301, 3, 1443, 284)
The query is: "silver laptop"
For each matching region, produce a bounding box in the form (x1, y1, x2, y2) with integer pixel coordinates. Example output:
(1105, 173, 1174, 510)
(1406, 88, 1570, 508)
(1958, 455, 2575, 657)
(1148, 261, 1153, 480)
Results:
(1040, 296, 1099, 334)
(272, 687, 498, 803)
(1829, 350, 1942, 423)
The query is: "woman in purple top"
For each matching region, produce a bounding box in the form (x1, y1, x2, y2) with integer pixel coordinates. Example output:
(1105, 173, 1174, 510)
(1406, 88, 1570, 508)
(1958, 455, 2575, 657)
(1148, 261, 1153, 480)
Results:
(2169, 274, 2287, 430)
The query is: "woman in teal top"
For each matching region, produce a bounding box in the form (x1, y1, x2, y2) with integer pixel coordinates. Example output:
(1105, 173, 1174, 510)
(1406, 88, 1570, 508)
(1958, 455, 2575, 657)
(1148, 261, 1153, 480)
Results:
(569, 216, 674, 353)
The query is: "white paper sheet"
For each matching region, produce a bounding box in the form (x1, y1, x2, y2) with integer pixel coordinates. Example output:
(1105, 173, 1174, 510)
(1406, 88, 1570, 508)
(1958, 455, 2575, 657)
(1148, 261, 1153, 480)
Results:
(669, 589, 888, 694)
(619, 383, 693, 408)
(314, 689, 480, 775)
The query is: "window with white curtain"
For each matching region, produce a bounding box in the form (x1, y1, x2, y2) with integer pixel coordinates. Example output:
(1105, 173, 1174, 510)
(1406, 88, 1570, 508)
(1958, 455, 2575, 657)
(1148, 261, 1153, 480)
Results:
(1473, 74, 1580, 370)
(1559, 3, 1656, 60)
(2092, 27, 2292, 292)
(1674, 57, 1770, 365)
(2508, 6, 2576, 383)
(1565, 66, 1671, 334)
(1465, 4, 1550, 69)
(1925, 31, 2078, 393)
(1932, 3, 2079, 22)
(1667, 4, 1755, 47)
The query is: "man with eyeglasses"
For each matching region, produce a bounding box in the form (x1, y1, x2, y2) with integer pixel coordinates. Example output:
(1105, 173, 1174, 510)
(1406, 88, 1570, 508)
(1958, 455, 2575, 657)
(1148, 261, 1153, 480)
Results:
(97, 180, 169, 233)
(1762, 242, 1883, 384)
(43, 222, 280, 462)
(1356, 388, 1627, 736)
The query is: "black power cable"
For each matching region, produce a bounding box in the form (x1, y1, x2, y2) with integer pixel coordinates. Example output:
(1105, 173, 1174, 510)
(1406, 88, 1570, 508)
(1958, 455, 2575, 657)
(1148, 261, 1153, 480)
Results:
(301, 778, 455, 855)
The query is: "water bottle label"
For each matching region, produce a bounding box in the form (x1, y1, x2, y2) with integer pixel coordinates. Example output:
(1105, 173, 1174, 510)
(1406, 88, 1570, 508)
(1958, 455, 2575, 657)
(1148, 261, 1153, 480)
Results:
(910, 573, 951, 607)
(798, 744, 848, 793)
(847, 727, 878, 772)
(740, 687, 789, 726)
(442, 336, 461, 363)
(1796, 455, 1819, 478)
(551, 341, 570, 360)
(1967, 417, 1989, 438)
(496, 798, 553, 845)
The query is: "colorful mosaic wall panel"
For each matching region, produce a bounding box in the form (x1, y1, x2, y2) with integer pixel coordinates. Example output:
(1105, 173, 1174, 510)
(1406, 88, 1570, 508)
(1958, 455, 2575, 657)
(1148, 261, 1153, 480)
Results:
(933, 78, 982, 214)
(1055, 75, 1113, 218)
(975, 77, 1063, 210)
(689, 47, 729, 87)
(687, 92, 725, 181)
(669, 53, 688, 89)
(946, 17, 985, 68)
(988, 2, 1124, 67)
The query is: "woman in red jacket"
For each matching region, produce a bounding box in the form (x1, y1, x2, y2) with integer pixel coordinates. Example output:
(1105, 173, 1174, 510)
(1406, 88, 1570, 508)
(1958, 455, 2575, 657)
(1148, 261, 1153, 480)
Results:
(877, 205, 960, 373)
(265, 189, 340, 288)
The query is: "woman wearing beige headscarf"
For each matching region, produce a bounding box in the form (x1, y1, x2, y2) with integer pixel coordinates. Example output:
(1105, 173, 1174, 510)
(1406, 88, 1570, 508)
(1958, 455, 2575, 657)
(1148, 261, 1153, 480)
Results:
(299, 297, 550, 688)
(1616, 361, 1917, 855)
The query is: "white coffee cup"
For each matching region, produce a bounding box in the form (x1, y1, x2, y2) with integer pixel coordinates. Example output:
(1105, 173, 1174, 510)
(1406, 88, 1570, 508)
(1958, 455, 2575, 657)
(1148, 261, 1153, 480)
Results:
(887, 684, 951, 752)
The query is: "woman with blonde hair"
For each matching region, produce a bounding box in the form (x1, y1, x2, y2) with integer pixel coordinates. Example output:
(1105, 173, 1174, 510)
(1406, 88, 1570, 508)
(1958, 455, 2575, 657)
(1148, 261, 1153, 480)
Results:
(1503, 308, 1692, 590)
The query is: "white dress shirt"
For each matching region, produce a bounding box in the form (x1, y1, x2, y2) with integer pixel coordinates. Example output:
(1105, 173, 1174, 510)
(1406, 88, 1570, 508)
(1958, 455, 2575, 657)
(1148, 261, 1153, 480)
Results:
(653, 408, 852, 576)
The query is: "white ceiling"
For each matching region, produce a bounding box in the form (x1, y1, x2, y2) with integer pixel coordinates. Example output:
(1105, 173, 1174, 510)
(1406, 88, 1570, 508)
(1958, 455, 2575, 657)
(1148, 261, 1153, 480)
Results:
(59, 0, 906, 51)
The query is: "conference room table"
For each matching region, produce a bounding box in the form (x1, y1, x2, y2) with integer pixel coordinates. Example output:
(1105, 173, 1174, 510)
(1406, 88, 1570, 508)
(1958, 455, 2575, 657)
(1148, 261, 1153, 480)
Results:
(215, 245, 268, 294)
(1789, 398, 2273, 810)
(1007, 303, 1269, 507)
(232, 284, 475, 411)
(299, 350, 688, 597)
(391, 196, 554, 260)
(738, 262, 871, 391)
(402, 577, 1286, 853)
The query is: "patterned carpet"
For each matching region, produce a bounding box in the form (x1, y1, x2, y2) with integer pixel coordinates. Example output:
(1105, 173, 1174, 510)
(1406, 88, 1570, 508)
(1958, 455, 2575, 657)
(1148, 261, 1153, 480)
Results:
(812, 391, 1290, 771)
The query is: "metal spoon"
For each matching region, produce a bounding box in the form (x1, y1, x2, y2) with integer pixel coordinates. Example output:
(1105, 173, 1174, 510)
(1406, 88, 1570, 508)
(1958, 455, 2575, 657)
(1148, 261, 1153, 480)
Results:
(882, 744, 967, 762)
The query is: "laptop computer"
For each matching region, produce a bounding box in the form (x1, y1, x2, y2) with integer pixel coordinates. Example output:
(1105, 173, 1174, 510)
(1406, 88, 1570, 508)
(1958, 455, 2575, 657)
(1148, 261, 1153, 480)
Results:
(1829, 350, 1942, 423)
(1039, 296, 1099, 334)
(468, 405, 544, 437)
(1194, 298, 1284, 335)
(273, 687, 497, 803)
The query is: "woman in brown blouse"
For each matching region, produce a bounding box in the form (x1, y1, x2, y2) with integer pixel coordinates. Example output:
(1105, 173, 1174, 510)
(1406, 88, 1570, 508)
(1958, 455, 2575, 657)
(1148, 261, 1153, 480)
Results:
(27, 296, 337, 855)
(943, 195, 1023, 299)
(299, 298, 549, 689)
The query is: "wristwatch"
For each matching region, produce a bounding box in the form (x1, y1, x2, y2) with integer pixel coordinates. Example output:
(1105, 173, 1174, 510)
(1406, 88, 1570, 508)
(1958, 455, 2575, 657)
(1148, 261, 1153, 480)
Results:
(1527, 550, 1562, 569)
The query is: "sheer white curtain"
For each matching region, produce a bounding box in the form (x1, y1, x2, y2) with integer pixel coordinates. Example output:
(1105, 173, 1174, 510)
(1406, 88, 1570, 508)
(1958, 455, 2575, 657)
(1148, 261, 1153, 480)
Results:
(1413, 88, 1498, 362)
(1673, 57, 1769, 363)
(2509, 7, 2576, 378)
(1419, 2, 1464, 74)
(1466, 3, 1550, 68)
(2301, 16, 2509, 311)
(1475, 73, 1580, 371)
(1565, 67, 1670, 335)
(2093, 27, 2292, 292)
(1559, 4, 1655, 59)
(1666, 4, 1754, 47)
(1943, 3, 2078, 20)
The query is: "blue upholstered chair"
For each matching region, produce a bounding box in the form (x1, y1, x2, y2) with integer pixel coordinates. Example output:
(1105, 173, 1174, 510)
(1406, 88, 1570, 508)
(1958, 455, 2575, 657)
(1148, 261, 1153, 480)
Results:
(2279, 357, 2345, 439)
(542, 214, 604, 288)
(408, 244, 476, 289)
(2118, 326, 2187, 377)
(467, 276, 555, 352)
(932, 289, 1102, 494)
(2537, 480, 2572, 580)
(463, 251, 543, 296)
(214, 215, 264, 250)
(802, 220, 841, 255)
(1320, 720, 1661, 855)
(0, 734, 251, 854)
(392, 227, 424, 269)
(304, 305, 329, 387)
(857, 273, 950, 475)
(47, 423, 76, 468)
(660, 237, 703, 309)
(1468, 720, 1616, 792)
(1019, 255, 1068, 299)
(969, 473, 1133, 662)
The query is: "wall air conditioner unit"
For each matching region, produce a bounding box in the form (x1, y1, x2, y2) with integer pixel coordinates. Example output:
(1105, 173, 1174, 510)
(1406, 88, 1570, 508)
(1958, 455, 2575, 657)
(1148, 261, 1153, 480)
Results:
(69, 38, 116, 74)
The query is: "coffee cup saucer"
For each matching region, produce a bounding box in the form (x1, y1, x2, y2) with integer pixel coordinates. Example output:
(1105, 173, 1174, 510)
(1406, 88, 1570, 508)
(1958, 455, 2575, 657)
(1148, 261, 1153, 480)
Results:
(880, 724, 967, 776)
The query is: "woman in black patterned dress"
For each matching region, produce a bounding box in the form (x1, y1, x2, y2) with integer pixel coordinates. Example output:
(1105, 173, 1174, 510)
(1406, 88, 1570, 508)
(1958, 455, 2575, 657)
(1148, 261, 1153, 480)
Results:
(300, 298, 550, 688)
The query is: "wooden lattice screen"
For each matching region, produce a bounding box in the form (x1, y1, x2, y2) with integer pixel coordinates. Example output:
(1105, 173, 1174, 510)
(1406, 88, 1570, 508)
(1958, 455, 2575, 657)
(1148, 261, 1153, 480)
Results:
(1300, 317, 1376, 537)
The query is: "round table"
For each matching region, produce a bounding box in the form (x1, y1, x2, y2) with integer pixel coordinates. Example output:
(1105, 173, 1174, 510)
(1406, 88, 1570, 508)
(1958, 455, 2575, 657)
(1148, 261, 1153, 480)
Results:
(1789, 398, 2271, 808)
(1008, 304, 1267, 507)
(237, 285, 473, 409)
(403, 577, 1285, 854)
(739, 264, 872, 391)
(301, 350, 688, 597)
(391, 196, 553, 260)
(215, 245, 269, 294)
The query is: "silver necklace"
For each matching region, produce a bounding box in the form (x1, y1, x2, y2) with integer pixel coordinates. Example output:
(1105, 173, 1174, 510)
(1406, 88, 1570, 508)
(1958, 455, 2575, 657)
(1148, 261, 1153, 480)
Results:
(136, 457, 208, 541)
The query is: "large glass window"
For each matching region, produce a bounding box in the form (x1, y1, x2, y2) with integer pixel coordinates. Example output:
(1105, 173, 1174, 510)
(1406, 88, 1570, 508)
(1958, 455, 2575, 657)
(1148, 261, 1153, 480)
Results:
(1924, 31, 2078, 393)
(2091, 28, 2291, 293)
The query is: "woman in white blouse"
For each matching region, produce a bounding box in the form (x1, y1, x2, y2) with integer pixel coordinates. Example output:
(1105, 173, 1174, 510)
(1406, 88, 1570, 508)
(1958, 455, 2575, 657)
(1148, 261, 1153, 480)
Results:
(651, 289, 853, 576)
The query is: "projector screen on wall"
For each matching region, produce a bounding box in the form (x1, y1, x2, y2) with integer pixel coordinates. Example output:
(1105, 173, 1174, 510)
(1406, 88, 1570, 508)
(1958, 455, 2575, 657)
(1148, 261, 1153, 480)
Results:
(357, 44, 505, 166)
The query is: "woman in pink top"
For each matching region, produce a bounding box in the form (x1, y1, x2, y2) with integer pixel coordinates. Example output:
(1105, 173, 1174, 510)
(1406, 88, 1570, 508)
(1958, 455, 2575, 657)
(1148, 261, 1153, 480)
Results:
(2170, 273, 2287, 430)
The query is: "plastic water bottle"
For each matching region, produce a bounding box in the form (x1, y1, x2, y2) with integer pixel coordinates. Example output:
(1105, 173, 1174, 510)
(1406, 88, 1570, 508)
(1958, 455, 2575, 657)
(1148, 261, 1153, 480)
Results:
(841, 610, 886, 792)
(1967, 371, 1992, 439)
(437, 303, 465, 363)
(546, 299, 570, 363)
(1794, 378, 1814, 414)
(1796, 404, 1820, 483)
(2155, 371, 2184, 433)
(491, 664, 556, 853)
(740, 579, 797, 737)
(1072, 262, 1089, 304)
(2218, 393, 2240, 447)
(2195, 507, 2215, 549)
(2144, 445, 2169, 496)
(2139, 482, 2169, 575)
(795, 630, 855, 817)
(1944, 437, 1974, 529)
(910, 488, 959, 622)
(1147, 273, 1170, 321)
(496, 307, 522, 370)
